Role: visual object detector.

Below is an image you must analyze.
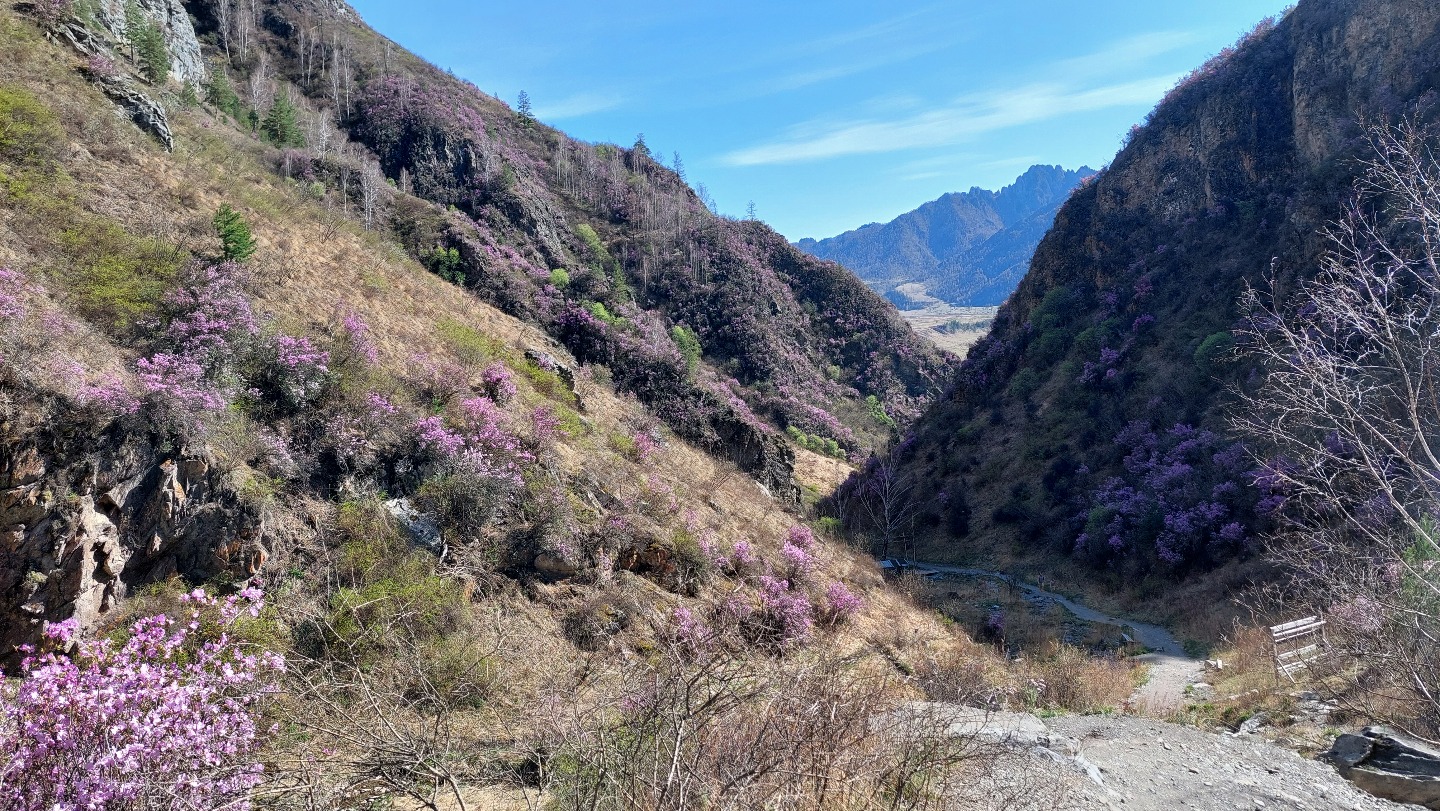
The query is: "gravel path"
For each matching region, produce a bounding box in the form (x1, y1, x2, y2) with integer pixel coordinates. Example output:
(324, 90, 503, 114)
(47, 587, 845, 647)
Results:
(1043, 714, 1421, 810)
(913, 563, 1205, 711)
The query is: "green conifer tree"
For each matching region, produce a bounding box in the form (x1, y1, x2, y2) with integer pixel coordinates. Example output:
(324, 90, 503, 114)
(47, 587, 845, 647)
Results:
(124, 1, 168, 84)
(204, 69, 241, 119)
(213, 204, 257, 262)
(135, 24, 168, 84)
(261, 95, 304, 147)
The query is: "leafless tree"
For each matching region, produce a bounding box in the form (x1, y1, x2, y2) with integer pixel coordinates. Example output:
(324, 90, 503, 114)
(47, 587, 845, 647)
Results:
(855, 456, 921, 559)
(360, 161, 385, 231)
(1237, 120, 1440, 739)
(248, 51, 272, 110)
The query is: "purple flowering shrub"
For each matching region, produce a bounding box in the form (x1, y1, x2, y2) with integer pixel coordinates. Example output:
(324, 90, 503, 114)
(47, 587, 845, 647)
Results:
(0, 588, 281, 811)
(820, 581, 864, 625)
(334, 309, 379, 367)
(480, 361, 517, 403)
(248, 333, 330, 411)
(414, 395, 536, 531)
(1074, 421, 1258, 570)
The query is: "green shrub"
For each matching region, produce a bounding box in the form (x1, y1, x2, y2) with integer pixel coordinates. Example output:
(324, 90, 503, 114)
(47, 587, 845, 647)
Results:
(1193, 331, 1235, 374)
(522, 360, 578, 406)
(575, 223, 610, 268)
(58, 219, 184, 330)
(584, 300, 620, 325)
(323, 499, 468, 662)
(0, 85, 62, 167)
(437, 318, 501, 366)
(548, 268, 570, 288)
(865, 394, 896, 430)
(420, 246, 466, 283)
(1006, 368, 1042, 401)
(671, 325, 701, 375)
(213, 204, 257, 262)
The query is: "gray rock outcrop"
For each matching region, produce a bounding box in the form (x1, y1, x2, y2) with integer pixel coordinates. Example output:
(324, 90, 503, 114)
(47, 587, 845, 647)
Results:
(1, 397, 266, 666)
(1324, 726, 1440, 809)
(92, 0, 206, 85)
(96, 76, 175, 151)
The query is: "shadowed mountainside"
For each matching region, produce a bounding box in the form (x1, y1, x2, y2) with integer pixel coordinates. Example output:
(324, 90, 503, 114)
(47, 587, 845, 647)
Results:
(838, 0, 1440, 623)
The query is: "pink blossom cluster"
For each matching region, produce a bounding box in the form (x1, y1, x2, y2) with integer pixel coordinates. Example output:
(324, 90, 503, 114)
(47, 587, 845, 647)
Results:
(728, 540, 759, 573)
(480, 362, 517, 403)
(414, 395, 534, 489)
(136, 352, 227, 413)
(85, 53, 118, 80)
(266, 334, 330, 403)
(780, 523, 819, 577)
(756, 574, 814, 647)
(329, 391, 402, 465)
(135, 262, 261, 428)
(529, 405, 562, 444)
(76, 373, 142, 417)
(633, 430, 660, 461)
(0, 588, 282, 811)
(671, 605, 713, 653)
(337, 310, 379, 366)
(156, 261, 259, 364)
(405, 351, 468, 403)
(822, 581, 864, 624)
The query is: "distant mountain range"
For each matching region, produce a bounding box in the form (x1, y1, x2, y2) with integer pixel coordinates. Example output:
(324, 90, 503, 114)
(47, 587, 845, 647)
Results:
(795, 164, 1094, 307)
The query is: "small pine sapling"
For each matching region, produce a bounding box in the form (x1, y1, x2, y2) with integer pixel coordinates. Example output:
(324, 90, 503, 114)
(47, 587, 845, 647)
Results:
(213, 204, 257, 262)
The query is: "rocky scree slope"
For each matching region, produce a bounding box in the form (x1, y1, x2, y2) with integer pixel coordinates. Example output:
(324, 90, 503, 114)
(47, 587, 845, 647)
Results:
(796, 164, 1094, 307)
(839, 0, 1440, 605)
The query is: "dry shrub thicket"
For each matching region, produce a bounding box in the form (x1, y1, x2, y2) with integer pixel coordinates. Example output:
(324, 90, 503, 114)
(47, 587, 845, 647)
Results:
(1238, 121, 1440, 738)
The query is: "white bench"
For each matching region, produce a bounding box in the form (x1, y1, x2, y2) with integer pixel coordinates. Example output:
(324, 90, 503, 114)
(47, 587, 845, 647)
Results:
(1271, 616, 1327, 681)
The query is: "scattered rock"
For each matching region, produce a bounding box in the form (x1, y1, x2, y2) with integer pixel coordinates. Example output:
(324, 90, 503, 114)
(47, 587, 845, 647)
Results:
(1324, 726, 1440, 809)
(533, 552, 580, 578)
(383, 498, 441, 551)
(524, 347, 576, 393)
(1240, 712, 1270, 735)
(94, 75, 175, 151)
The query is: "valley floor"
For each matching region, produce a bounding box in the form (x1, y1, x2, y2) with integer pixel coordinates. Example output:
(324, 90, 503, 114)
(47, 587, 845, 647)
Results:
(896, 302, 999, 356)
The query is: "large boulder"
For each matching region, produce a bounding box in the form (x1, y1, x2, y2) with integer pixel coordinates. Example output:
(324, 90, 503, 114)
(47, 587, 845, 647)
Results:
(1323, 726, 1440, 809)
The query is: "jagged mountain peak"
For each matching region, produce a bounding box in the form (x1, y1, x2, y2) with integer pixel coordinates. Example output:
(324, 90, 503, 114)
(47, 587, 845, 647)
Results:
(797, 164, 1094, 307)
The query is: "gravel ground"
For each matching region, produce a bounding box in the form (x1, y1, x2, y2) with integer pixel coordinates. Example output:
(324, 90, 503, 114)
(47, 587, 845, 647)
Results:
(1042, 714, 1422, 810)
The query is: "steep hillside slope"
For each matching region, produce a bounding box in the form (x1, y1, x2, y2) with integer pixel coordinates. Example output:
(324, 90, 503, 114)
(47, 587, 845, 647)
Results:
(796, 165, 1093, 307)
(839, 0, 1440, 619)
(184, 0, 950, 477)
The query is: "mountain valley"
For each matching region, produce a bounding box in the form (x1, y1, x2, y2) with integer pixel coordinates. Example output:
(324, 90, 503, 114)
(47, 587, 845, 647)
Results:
(3, 0, 1440, 808)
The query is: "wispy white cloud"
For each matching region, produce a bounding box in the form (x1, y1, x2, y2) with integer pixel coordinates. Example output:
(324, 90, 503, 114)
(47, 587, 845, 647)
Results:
(1052, 31, 1199, 79)
(532, 92, 624, 121)
(722, 74, 1177, 166)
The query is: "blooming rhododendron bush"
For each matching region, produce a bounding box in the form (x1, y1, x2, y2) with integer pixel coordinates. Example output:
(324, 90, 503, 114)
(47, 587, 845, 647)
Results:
(0, 589, 282, 811)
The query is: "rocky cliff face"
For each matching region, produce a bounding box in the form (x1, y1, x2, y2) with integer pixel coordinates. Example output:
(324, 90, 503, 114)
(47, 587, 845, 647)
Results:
(842, 0, 1440, 592)
(796, 165, 1094, 307)
(94, 0, 207, 84)
(0, 396, 264, 665)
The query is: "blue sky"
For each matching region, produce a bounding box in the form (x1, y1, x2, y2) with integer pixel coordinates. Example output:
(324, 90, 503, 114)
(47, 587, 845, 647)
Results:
(348, 1, 1295, 241)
